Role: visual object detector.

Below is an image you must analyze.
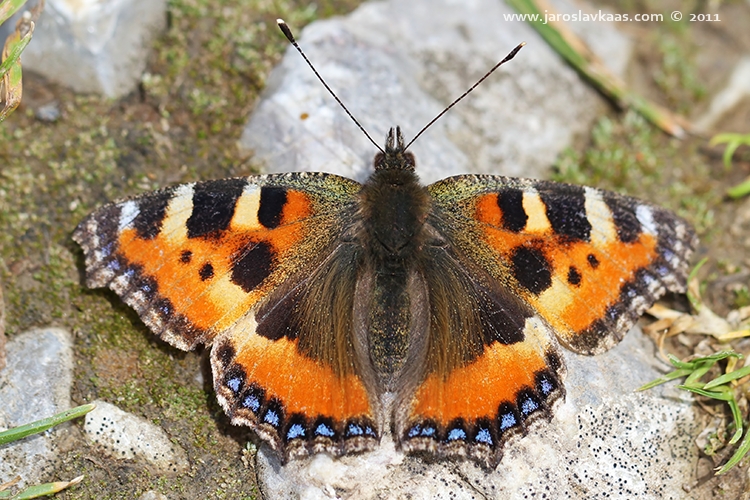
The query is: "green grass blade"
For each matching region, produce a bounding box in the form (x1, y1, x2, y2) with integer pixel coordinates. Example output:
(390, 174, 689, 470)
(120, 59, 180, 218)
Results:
(677, 385, 733, 401)
(0, 476, 83, 499)
(0, 28, 32, 80)
(637, 368, 694, 391)
(0, 0, 30, 25)
(704, 364, 750, 390)
(0, 404, 95, 446)
(727, 177, 750, 200)
(717, 428, 750, 474)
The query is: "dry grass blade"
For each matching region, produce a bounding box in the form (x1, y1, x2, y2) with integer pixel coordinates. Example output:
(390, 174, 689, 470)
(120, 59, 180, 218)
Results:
(0, 0, 44, 122)
(506, 0, 692, 138)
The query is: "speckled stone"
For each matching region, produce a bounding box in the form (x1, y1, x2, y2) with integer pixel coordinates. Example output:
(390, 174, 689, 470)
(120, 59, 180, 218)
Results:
(83, 400, 189, 474)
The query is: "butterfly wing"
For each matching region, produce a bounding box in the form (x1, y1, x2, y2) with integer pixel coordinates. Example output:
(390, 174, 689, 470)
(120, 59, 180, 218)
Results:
(397, 175, 696, 466)
(73, 172, 380, 459)
(427, 175, 696, 354)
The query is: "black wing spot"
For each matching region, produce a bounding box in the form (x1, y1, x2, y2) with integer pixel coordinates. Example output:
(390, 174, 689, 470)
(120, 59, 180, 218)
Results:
(497, 189, 527, 232)
(179, 250, 192, 264)
(231, 240, 275, 293)
(215, 341, 235, 369)
(186, 178, 247, 239)
(540, 186, 591, 241)
(258, 186, 288, 229)
(567, 266, 582, 286)
(604, 195, 642, 243)
(199, 262, 214, 281)
(511, 245, 552, 295)
(587, 253, 600, 268)
(132, 190, 173, 240)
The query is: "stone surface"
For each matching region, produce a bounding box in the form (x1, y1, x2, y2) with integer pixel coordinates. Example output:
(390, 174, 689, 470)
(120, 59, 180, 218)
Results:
(255, 327, 701, 499)
(240, 0, 631, 184)
(16, 0, 167, 98)
(0, 328, 74, 487)
(694, 56, 750, 132)
(84, 400, 189, 474)
(244, 0, 703, 497)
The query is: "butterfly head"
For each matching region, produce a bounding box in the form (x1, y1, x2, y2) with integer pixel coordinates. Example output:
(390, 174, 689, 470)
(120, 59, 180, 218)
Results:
(374, 127, 416, 172)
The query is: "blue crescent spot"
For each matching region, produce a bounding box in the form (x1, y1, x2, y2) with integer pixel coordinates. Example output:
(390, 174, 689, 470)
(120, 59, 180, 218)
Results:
(475, 428, 493, 445)
(226, 377, 242, 393)
(539, 378, 553, 396)
(264, 409, 280, 427)
(447, 428, 467, 441)
(286, 423, 306, 440)
(500, 412, 517, 431)
(242, 394, 261, 413)
(520, 397, 539, 415)
(347, 423, 363, 436)
(315, 423, 335, 437)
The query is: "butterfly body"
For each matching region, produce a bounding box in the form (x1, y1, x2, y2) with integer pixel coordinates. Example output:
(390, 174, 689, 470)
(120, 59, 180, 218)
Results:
(74, 127, 696, 468)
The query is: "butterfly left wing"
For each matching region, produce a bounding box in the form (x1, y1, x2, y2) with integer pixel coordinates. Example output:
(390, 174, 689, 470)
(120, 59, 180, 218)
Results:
(74, 173, 382, 460)
(397, 175, 696, 467)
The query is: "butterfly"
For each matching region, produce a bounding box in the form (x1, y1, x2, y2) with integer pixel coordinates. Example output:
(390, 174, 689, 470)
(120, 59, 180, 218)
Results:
(73, 24, 697, 468)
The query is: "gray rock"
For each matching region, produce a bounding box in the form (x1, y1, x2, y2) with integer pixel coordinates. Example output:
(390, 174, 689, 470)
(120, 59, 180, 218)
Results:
(83, 400, 189, 474)
(18, 0, 167, 98)
(694, 56, 750, 132)
(255, 327, 701, 499)
(239, 0, 631, 183)
(242, 0, 701, 497)
(0, 328, 73, 487)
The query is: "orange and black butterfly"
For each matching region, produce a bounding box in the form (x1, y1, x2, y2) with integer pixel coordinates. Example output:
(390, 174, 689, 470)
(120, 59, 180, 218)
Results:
(73, 23, 696, 468)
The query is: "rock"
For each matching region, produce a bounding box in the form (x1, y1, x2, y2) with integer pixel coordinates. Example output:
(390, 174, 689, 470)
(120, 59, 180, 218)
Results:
(18, 0, 168, 98)
(138, 491, 169, 500)
(83, 400, 189, 474)
(694, 56, 750, 132)
(0, 328, 74, 487)
(243, 0, 703, 497)
(256, 327, 701, 499)
(239, 0, 631, 183)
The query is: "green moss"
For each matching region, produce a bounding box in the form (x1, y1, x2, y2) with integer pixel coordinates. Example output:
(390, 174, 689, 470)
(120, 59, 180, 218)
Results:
(553, 110, 719, 235)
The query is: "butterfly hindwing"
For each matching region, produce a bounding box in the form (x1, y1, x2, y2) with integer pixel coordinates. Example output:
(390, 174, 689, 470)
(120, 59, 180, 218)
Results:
(399, 234, 566, 466)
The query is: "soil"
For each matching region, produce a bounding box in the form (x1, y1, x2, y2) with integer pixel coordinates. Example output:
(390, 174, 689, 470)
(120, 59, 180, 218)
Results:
(1, 0, 750, 498)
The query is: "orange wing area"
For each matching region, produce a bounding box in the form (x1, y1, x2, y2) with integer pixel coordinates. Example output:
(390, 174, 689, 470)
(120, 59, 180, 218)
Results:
(211, 317, 379, 460)
(476, 195, 657, 338)
(73, 173, 361, 351)
(401, 316, 564, 467)
(430, 175, 696, 355)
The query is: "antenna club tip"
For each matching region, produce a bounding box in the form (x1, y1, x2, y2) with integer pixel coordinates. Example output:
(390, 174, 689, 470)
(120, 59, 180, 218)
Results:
(277, 19, 295, 43)
(519, 41, 527, 47)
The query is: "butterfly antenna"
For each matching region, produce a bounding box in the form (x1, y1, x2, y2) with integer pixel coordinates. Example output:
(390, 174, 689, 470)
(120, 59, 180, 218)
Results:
(404, 42, 526, 151)
(277, 19, 385, 154)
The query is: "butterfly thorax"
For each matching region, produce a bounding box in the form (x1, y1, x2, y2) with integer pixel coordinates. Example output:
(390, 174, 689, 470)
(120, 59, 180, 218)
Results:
(355, 128, 432, 391)
(360, 127, 430, 267)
